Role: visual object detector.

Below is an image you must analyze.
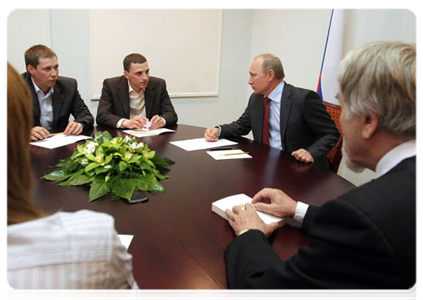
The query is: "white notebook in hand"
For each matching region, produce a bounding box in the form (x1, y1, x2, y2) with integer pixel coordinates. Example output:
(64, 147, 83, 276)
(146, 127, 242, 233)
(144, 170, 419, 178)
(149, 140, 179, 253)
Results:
(212, 193, 286, 226)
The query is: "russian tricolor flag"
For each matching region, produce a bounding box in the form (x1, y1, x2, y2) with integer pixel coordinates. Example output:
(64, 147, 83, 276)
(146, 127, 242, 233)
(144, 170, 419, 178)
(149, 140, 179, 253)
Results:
(317, 9, 345, 105)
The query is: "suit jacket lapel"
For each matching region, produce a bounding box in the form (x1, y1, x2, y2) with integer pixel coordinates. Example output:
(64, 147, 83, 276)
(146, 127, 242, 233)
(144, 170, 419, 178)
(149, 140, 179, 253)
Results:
(23, 73, 42, 126)
(144, 84, 156, 118)
(31, 86, 41, 127)
(279, 84, 293, 149)
(117, 76, 130, 118)
(52, 83, 64, 128)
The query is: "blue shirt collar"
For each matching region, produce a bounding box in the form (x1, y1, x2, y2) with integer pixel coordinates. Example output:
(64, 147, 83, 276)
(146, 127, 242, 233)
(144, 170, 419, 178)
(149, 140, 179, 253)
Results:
(267, 81, 284, 103)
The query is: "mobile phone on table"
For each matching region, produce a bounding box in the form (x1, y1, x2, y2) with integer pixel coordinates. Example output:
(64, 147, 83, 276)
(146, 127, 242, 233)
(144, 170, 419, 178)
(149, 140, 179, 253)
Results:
(127, 190, 149, 204)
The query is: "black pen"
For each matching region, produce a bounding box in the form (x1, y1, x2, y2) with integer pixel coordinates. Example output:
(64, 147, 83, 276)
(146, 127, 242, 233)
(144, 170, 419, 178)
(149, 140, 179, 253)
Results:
(209, 146, 233, 151)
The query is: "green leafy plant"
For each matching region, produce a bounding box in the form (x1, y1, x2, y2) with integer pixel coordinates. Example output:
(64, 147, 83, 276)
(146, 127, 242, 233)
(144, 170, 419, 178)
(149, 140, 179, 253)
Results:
(42, 131, 170, 202)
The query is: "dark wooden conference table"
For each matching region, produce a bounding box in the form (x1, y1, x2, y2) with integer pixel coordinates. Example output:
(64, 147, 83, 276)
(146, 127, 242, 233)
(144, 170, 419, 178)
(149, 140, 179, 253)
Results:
(30, 124, 355, 289)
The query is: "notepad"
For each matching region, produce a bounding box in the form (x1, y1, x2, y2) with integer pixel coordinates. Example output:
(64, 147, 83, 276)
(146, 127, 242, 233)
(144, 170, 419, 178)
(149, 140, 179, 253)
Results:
(212, 194, 285, 225)
(207, 149, 252, 160)
(124, 128, 175, 137)
(30, 134, 92, 149)
(170, 138, 237, 151)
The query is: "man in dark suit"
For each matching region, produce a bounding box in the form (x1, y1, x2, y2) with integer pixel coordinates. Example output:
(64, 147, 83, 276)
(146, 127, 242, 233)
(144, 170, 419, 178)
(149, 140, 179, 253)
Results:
(204, 53, 339, 168)
(96, 53, 178, 130)
(23, 45, 94, 141)
(224, 42, 416, 289)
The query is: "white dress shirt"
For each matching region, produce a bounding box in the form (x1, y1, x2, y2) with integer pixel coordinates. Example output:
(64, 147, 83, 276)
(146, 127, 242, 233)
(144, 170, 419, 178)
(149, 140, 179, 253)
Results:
(117, 85, 146, 128)
(32, 78, 54, 130)
(293, 139, 416, 223)
(129, 86, 146, 119)
(8, 210, 138, 289)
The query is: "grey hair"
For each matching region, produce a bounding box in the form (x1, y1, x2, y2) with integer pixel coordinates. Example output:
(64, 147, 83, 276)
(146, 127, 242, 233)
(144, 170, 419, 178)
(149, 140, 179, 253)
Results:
(337, 41, 416, 139)
(255, 53, 285, 80)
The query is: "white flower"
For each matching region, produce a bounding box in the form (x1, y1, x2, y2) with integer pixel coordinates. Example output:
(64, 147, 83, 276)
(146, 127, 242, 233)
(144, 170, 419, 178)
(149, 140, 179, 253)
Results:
(104, 165, 112, 169)
(81, 159, 89, 166)
(124, 135, 132, 143)
(84, 141, 98, 155)
(130, 142, 144, 150)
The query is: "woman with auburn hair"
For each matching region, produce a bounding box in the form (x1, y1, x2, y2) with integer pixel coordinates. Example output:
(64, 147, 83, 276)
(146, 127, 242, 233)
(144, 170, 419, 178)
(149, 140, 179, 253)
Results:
(7, 63, 45, 225)
(7, 63, 138, 289)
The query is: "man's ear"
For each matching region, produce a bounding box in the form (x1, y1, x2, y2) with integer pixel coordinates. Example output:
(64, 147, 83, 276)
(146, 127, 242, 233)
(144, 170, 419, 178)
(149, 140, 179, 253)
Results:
(27, 65, 35, 75)
(123, 70, 129, 79)
(362, 111, 379, 139)
(268, 69, 275, 82)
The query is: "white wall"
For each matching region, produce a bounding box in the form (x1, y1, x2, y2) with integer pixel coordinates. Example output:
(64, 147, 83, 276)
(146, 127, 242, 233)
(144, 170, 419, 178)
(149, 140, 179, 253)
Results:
(250, 9, 332, 92)
(344, 9, 416, 52)
(7, 9, 51, 71)
(50, 10, 92, 113)
(7, 9, 416, 186)
(89, 10, 223, 99)
(170, 9, 253, 128)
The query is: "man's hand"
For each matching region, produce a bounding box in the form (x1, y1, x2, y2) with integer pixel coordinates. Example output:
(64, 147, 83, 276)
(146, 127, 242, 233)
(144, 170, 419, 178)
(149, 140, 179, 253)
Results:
(31, 126, 50, 141)
(291, 148, 314, 163)
(225, 203, 280, 237)
(150, 115, 165, 130)
(122, 116, 149, 129)
(64, 121, 83, 135)
(252, 188, 297, 218)
(204, 127, 219, 142)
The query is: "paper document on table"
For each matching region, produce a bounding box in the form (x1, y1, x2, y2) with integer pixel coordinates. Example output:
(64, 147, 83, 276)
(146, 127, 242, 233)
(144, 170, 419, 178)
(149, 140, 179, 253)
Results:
(124, 128, 175, 137)
(170, 138, 237, 151)
(212, 194, 286, 225)
(118, 234, 134, 250)
(207, 149, 252, 160)
(30, 134, 92, 149)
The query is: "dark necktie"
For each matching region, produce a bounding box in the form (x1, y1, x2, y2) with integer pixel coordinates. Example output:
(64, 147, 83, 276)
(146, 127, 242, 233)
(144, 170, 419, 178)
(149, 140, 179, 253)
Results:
(262, 97, 270, 146)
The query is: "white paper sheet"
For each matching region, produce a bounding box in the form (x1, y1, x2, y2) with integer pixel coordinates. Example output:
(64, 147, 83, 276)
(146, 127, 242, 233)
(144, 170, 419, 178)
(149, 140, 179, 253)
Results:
(123, 128, 175, 137)
(118, 234, 134, 250)
(206, 149, 252, 160)
(212, 194, 285, 225)
(30, 134, 92, 149)
(170, 138, 237, 151)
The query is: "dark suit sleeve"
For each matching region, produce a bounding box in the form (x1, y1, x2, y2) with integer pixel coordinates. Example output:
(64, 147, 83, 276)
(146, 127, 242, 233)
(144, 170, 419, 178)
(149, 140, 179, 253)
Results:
(302, 93, 340, 163)
(96, 79, 124, 128)
(300, 204, 319, 234)
(69, 81, 94, 129)
(224, 198, 408, 289)
(55, 78, 94, 130)
(219, 95, 255, 139)
(155, 80, 178, 126)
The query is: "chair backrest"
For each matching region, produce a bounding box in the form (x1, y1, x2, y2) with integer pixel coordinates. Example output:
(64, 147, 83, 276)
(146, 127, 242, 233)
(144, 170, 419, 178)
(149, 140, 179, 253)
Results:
(323, 101, 343, 173)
